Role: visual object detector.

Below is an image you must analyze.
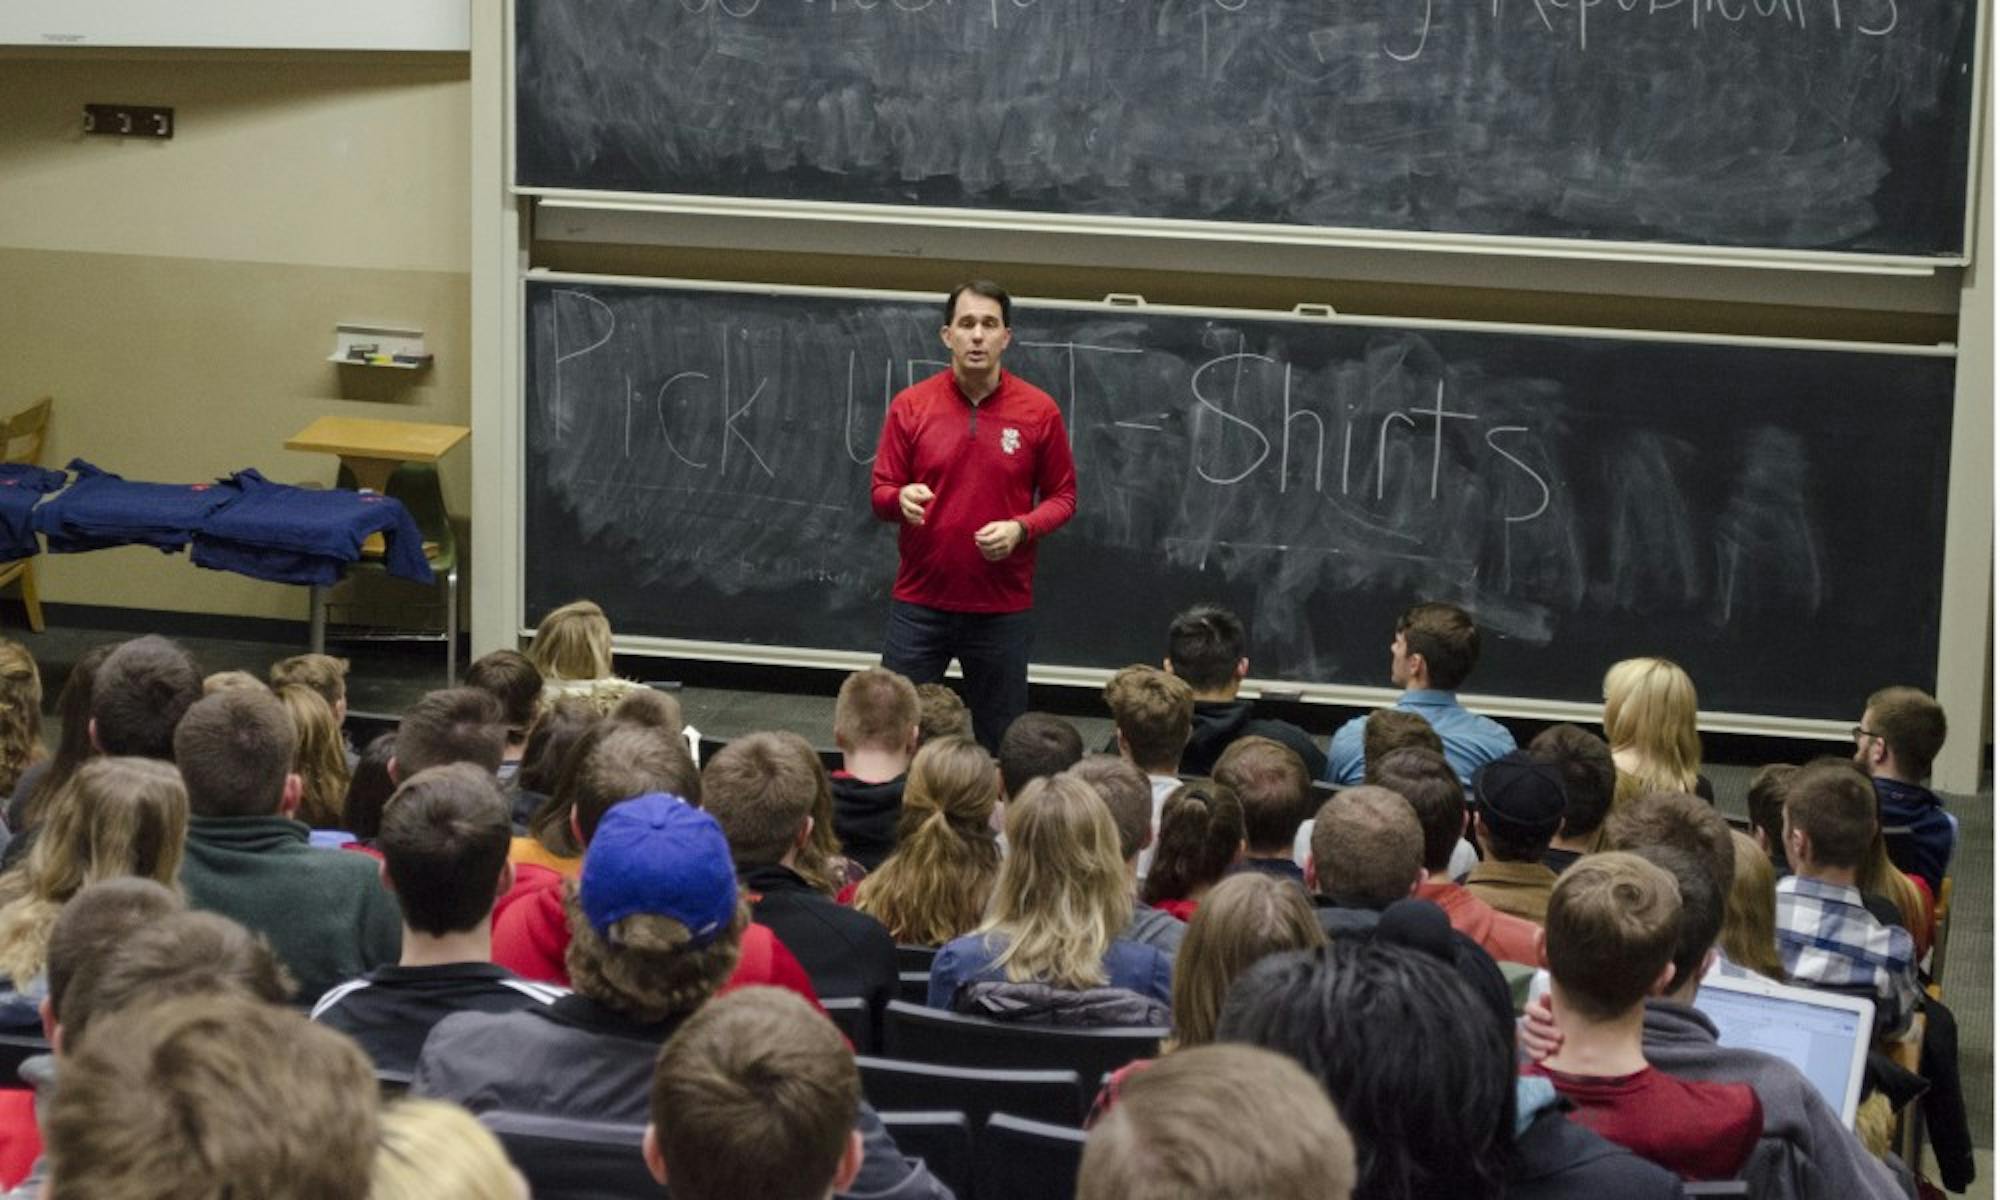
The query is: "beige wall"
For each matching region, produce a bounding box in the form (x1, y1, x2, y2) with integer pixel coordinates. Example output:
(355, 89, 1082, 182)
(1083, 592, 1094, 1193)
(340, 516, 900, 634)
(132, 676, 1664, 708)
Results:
(0, 50, 469, 621)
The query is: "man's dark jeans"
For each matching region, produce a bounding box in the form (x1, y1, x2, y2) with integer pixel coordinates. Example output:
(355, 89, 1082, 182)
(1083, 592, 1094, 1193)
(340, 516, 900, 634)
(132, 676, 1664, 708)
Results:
(881, 600, 1032, 753)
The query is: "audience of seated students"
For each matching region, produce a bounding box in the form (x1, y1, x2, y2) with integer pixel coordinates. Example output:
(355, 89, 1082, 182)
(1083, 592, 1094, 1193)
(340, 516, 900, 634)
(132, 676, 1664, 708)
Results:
(851, 735, 1001, 947)
(704, 732, 897, 1014)
(913, 681, 971, 745)
(1602, 656, 1715, 805)
(1102, 665, 1194, 879)
(0, 643, 41, 808)
(418, 794, 947, 1200)
(1324, 602, 1515, 786)
(1064, 754, 1187, 956)
(1219, 939, 1679, 1200)
(1853, 685, 1953, 894)
(828, 667, 920, 873)
(1719, 829, 1788, 982)
(373, 1098, 526, 1200)
(1462, 752, 1566, 924)
(1164, 872, 1323, 1052)
(1210, 736, 1310, 884)
(1527, 722, 1617, 873)
(527, 598, 647, 712)
(47, 992, 377, 1199)
(269, 652, 355, 766)
(1160, 604, 1328, 778)
(1529, 852, 1763, 1180)
(311, 764, 564, 1074)
(1368, 747, 1541, 965)
(1774, 761, 1921, 1035)
(508, 696, 595, 832)
(172, 688, 400, 1005)
(341, 731, 397, 849)
(1082, 1043, 1356, 1200)
(8, 643, 114, 846)
(1141, 781, 1246, 922)
(646, 987, 866, 1200)
(929, 773, 1174, 1011)
(997, 710, 1085, 804)
(275, 683, 351, 833)
(462, 648, 545, 782)
(0, 758, 187, 1027)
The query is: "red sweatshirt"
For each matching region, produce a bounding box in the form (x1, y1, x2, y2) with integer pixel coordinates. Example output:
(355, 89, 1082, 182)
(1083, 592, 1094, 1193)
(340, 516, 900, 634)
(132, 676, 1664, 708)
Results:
(491, 863, 822, 1010)
(869, 368, 1077, 612)
(1523, 1062, 1763, 1181)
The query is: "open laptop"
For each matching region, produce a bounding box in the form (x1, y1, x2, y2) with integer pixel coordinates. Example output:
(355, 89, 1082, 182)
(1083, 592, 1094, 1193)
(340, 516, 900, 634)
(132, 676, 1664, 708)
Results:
(1694, 971, 1875, 1125)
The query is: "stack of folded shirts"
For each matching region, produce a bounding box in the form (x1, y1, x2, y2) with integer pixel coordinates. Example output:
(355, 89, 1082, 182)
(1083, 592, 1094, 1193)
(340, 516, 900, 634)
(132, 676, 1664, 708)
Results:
(0, 464, 69, 562)
(33, 460, 241, 555)
(191, 469, 433, 586)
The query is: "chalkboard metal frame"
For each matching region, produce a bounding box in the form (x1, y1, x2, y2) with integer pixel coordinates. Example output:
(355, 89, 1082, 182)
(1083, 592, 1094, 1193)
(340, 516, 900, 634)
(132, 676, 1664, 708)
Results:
(514, 269, 1958, 746)
(504, 0, 1990, 274)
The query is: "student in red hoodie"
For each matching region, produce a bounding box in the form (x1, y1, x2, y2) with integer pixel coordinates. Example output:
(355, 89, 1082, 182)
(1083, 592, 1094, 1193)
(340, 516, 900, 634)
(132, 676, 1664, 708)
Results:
(1524, 852, 1763, 1181)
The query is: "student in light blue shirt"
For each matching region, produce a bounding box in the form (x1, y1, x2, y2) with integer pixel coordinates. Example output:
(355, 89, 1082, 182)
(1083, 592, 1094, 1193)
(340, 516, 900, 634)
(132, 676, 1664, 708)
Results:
(1324, 602, 1515, 787)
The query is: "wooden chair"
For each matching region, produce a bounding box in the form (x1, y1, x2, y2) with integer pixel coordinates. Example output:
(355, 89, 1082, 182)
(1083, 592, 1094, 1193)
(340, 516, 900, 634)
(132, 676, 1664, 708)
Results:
(0, 398, 51, 632)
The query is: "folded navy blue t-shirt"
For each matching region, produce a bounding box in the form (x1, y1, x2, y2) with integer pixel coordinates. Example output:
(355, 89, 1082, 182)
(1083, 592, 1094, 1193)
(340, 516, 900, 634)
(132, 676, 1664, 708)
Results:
(194, 469, 432, 584)
(0, 464, 67, 562)
(34, 460, 238, 554)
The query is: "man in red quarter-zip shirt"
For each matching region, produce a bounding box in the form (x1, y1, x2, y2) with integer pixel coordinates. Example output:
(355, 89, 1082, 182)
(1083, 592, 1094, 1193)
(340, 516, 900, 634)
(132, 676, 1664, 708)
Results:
(870, 280, 1078, 753)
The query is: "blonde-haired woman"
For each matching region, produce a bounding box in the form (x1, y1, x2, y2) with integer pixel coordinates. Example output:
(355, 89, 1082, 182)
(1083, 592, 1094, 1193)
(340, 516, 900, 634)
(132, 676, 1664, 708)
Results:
(1717, 829, 1787, 982)
(0, 757, 188, 1022)
(374, 1099, 527, 1200)
(853, 736, 1001, 945)
(527, 599, 645, 711)
(0, 641, 41, 803)
(275, 684, 350, 830)
(927, 773, 1172, 1008)
(1602, 657, 1713, 804)
(1168, 872, 1324, 1049)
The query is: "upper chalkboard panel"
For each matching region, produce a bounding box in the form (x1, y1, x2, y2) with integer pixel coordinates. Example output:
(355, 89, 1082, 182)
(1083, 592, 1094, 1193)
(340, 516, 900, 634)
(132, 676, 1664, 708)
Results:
(512, 0, 1977, 258)
(521, 279, 1956, 721)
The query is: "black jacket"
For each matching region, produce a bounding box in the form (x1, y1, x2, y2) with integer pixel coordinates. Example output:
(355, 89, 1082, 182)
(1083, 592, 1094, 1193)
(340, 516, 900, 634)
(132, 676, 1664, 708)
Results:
(831, 774, 907, 872)
(740, 863, 898, 1017)
(1182, 699, 1328, 779)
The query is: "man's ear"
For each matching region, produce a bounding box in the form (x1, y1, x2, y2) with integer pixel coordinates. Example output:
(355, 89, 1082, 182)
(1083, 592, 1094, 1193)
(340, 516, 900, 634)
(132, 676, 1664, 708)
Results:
(642, 1123, 667, 1187)
(569, 806, 586, 851)
(378, 859, 396, 894)
(1160, 656, 1174, 675)
(1534, 925, 1549, 970)
(1233, 657, 1250, 683)
(905, 725, 920, 757)
(1304, 854, 1318, 892)
(795, 814, 815, 852)
(387, 756, 402, 786)
(279, 773, 304, 818)
(1649, 959, 1678, 998)
(38, 996, 55, 1050)
(832, 1129, 865, 1194)
(87, 718, 104, 755)
(1409, 867, 1429, 897)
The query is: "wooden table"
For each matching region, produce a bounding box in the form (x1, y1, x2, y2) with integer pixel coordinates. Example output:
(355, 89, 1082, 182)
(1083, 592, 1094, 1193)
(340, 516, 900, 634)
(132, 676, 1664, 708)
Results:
(285, 416, 469, 495)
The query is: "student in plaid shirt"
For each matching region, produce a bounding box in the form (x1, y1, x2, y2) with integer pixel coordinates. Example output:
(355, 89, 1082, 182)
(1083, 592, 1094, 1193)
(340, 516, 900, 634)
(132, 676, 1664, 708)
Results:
(1774, 761, 1920, 1035)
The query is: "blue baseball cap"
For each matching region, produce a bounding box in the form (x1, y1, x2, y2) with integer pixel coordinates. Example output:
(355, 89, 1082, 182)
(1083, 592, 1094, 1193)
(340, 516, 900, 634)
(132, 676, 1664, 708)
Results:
(579, 793, 739, 945)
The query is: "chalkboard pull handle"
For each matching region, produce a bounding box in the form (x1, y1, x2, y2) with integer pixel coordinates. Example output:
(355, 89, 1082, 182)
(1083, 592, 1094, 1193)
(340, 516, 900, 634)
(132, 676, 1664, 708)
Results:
(1292, 303, 1339, 319)
(1102, 293, 1147, 307)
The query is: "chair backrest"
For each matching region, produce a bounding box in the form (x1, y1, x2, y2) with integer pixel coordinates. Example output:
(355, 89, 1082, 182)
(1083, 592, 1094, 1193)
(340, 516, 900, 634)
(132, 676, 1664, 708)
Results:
(977, 1113, 1087, 1200)
(1683, 1184, 1752, 1197)
(0, 399, 50, 467)
(478, 1110, 654, 1200)
(823, 996, 871, 1054)
(882, 1001, 1164, 1082)
(895, 944, 939, 974)
(877, 1111, 974, 1200)
(696, 734, 729, 767)
(0, 1032, 49, 1087)
(376, 1069, 413, 1099)
(336, 460, 455, 555)
(858, 1056, 1085, 1127)
(898, 971, 931, 1005)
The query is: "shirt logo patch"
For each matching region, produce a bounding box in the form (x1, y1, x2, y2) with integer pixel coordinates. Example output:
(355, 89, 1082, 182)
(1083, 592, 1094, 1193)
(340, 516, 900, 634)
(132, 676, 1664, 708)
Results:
(1001, 427, 1021, 455)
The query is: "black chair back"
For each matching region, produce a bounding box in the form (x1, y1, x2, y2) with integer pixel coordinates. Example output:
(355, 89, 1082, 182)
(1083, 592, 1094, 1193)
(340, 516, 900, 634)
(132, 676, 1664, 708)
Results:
(895, 944, 939, 974)
(479, 1110, 653, 1200)
(898, 971, 931, 1005)
(1684, 1184, 1752, 1197)
(823, 996, 871, 1054)
(878, 1111, 976, 1200)
(977, 1113, 1086, 1200)
(0, 1032, 50, 1087)
(696, 734, 728, 766)
(882, 1001, 1164, 1082)
(375, 1069, 413, 1099)
(859, 1056, 1085, 1127)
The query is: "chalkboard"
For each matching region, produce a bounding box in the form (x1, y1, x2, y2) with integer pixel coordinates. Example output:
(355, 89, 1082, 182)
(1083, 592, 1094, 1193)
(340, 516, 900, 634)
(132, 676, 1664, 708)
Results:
(522, 279, 1955, 722)
(512, 0, 1978, 258)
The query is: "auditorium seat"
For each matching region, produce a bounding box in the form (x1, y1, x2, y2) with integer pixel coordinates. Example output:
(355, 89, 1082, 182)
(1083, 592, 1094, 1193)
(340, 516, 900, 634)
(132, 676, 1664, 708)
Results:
(976, 1113, 1087, 1200)
(877, 1111, 975, 1200)
(478, 1109, 652, 1200)
(858, 1056, 1085, 1127)
(882, 1001, 1163, 1083)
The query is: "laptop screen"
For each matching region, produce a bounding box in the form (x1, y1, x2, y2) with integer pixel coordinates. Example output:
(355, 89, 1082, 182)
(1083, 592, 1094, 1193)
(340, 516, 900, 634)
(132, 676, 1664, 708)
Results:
(1694, 981, 1870, 1121)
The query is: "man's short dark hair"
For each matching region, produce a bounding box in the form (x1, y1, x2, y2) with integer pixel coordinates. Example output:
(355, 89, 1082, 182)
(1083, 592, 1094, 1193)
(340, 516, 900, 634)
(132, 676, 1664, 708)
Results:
(1367, 747, 1464, 874)
(62, 910, 295, 1049)
(1601, 790, 1735, 896)
(463, 650, 543, 731)
(944, 279, 1011, 327)
(1395, 603, 1481, 691)
(1629, 844, 1722, 993)
(703, 732, 817, 867)
(1216, 940, 1514, 1199)
(998, 712, 1084, 798)
(395, 688, 507, 777)
(1309, 788, 1423, 907)
(1745, 763, 1795, 866)
(379, 764, 514, 937)
(1866, 686, 1947, 780)
(1212, 736, 1308, 854)
(1066, 755, 1153, 862)
(1781, 760, 1877, 871)
(46, 878, 185, 1025)
(1527, 723, 1616, 841)
(91, 636, 201, 760)
(173, 689, 298, 818)
(1363, 710, 1443, 773)
(1166, 605, 1245, 693)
